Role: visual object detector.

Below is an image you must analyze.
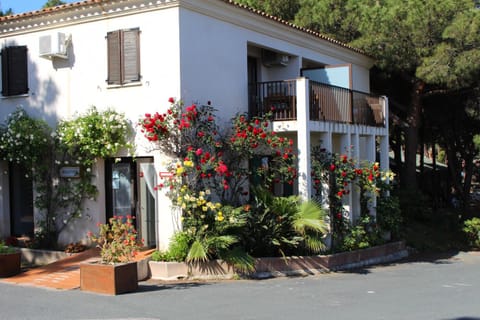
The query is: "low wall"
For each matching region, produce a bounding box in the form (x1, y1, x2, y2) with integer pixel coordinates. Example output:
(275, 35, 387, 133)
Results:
(149, 241, 408, 280)
(19, 248, 71, 266)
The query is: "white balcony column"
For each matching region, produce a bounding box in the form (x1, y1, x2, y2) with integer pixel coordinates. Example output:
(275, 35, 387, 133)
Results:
(296, 77, 311, 200)
(380, 96, 390, 172)
(365, 135, 376, 162)
(351, 133, 361, 222)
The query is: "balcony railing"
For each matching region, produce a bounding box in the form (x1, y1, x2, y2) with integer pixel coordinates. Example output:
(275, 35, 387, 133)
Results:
(249, 80, 385, 127)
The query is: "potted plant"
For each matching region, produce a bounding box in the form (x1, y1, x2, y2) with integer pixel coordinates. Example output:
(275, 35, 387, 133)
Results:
(80, 215, 141, 295)
(0, 241, 21, 277)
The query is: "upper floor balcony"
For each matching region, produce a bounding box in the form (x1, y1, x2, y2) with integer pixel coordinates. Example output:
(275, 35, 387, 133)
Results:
(248, 79, 386, 128)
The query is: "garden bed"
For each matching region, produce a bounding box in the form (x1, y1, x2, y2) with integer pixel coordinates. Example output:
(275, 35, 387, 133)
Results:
(149, 241, 408, 280)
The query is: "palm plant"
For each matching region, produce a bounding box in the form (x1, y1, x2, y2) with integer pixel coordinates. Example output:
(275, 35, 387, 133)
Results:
(178, 205, 255, 273)
(243, 186, 329, 257)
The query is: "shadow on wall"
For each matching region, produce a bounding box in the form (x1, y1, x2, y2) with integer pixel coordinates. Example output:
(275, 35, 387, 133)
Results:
(0, 37, 79, 127)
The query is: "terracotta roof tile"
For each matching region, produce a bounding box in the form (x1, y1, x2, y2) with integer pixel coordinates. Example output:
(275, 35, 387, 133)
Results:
(0, 0, 364, 55)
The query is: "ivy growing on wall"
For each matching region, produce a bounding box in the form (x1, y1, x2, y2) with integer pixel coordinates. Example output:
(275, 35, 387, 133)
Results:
(0, 107, 133, 248)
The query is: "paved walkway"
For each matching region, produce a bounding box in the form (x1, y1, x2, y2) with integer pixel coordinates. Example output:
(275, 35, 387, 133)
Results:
(1, 248, 153, 290)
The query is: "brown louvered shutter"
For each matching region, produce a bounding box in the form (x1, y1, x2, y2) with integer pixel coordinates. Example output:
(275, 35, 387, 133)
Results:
(122, 28, 140, 83)
(1, 46, 28, 96)
(107, 30, 122, 85)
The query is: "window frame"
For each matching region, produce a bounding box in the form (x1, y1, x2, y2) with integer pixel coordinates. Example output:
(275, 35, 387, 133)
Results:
(1, 45, 29, 97)
(106, 28, 141, 86)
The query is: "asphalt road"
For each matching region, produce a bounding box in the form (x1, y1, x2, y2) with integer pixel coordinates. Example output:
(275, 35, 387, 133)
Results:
(1, 251, 479, 320)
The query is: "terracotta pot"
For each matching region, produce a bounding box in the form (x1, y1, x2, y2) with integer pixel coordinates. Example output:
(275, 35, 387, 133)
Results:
(0, 252, 21, 277)
(80, 261, 138, 295)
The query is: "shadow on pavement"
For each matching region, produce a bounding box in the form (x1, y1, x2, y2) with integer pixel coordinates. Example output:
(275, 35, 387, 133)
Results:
(136, 281, 211, 293)
(336, 249, 462, 275)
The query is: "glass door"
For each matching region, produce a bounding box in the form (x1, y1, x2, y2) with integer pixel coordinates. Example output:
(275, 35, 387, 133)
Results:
(105, 158, 157, 248)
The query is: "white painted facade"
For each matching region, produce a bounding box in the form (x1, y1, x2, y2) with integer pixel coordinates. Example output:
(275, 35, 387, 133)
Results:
(0, 0, 388, 250)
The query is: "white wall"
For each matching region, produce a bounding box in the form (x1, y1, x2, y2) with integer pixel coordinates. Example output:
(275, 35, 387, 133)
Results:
(0, 0, 377, 247)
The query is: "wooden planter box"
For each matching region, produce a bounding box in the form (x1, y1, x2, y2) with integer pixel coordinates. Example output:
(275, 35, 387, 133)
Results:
(0, 252, 21, 277)
(80, 261, 138, 295)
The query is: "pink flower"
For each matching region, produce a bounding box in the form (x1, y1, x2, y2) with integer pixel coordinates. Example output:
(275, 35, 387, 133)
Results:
(195, 148, 203, 156)
(168, 97, 175, 104)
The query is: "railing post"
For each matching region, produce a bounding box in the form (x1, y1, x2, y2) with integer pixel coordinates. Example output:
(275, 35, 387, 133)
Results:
(296, 77, 311, 200)
(350, 89, 355, 124)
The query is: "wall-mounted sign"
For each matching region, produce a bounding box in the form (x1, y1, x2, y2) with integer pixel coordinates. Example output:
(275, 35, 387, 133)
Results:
(59, 166, 80, 178)
(159, 171, 174, 178)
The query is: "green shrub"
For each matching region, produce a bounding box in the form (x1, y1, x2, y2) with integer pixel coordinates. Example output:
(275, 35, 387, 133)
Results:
(339, 215, 383, 252)
(0, 241, 16, 254)
(242, 186, 328, 257)
(462, 217, 480, 248)
(151, 231, 193, 262)
(376, 195, 402, 239)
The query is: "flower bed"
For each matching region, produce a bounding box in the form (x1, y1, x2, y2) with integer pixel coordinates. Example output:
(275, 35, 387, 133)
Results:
(149, 241, 408, 280)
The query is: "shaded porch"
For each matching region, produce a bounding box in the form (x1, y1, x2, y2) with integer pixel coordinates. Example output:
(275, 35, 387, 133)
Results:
(249, 79, 385, 128)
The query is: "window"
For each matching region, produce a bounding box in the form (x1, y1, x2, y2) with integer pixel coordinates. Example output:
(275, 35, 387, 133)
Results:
(1, 46, 29, 96)
(106, 28, 141, 85)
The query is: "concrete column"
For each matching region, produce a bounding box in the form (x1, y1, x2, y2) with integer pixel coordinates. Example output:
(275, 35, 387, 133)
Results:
(367, 135, 376, 162)
(380, 96, 390, 172)
(296, 77, 311, 200)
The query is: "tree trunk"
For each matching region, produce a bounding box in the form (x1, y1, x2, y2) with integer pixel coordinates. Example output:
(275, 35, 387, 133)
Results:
(403, 81, 425, 190)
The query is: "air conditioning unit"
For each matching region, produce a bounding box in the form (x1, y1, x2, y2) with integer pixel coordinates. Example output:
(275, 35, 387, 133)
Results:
(39, 32, 71, 59)
(262, 49, 289, 68)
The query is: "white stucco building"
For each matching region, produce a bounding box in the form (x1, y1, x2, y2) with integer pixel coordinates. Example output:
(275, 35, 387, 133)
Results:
(0, 0, 388, 250)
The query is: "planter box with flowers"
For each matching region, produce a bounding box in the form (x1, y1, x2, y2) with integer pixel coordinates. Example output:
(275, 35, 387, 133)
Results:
(0, 241, 21, 277)
(80, 215, 141, 295)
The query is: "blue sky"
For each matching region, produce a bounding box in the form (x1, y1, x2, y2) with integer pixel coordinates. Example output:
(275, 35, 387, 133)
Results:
(1, 0, 77, 14)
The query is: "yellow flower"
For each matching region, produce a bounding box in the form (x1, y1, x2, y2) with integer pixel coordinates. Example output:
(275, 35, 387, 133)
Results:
(205, 189, 211, 195)
(202, 206, 208, 212)
(184, 160, 194, 167)
(176, 166, 185, 176)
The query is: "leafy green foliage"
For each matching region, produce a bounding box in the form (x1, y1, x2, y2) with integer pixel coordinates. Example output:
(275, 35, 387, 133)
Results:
(339, 215, 383, 252)
(56, 106, 133, 167)
(0, 108, 52, 168)
(241, 186, 328, 257)
(463, 217, 480, 248)
(235, 0, 300, 21)
(417, 8, 480, 89)
(151, 232, 192, 262)
(376, 194, 402, 239)
(295, 0, 364, 43)
(0, 241, 16, 254)
(0, 107, 133, 249)
(42, 0, 66, 9)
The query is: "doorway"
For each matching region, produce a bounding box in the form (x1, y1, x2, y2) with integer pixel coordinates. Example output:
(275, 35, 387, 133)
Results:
(105, 157, 157, 247)
(9, 163, 34, 237)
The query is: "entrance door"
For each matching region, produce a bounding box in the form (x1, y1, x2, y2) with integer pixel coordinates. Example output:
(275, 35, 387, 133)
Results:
(10, 163, 34, 236)
(105, 158, 157, 247)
